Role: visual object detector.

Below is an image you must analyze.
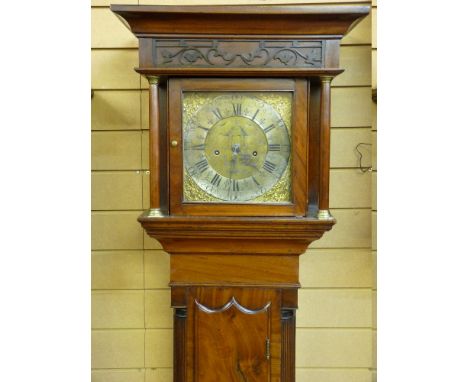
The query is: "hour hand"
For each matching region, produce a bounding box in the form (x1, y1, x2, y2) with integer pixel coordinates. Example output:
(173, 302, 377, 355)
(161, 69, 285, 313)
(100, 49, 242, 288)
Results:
(231, 143, 241, 155)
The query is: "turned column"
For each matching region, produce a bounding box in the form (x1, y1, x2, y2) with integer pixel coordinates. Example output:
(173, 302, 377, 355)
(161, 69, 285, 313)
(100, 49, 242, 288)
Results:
(146, 75, 164, 217)
(317, 76, 333, 220)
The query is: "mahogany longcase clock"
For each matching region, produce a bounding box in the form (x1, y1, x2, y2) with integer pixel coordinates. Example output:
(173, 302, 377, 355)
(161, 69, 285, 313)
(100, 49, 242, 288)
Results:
(111, 4, 369, 382)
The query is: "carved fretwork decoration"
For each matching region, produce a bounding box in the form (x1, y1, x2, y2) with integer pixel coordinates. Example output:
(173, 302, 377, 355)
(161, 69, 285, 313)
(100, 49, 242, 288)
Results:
(152, 39, 323, 68)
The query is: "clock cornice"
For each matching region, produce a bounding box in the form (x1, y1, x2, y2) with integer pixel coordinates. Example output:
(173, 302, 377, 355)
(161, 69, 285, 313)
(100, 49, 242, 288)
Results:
(111, 4, 370, 37)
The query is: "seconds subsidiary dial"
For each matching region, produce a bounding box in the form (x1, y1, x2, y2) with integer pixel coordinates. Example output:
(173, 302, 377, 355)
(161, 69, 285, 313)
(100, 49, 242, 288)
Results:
(183, 93, 291, 202)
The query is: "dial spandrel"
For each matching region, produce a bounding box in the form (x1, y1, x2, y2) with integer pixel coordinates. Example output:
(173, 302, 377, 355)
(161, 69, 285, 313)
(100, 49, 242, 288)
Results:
(183, 92, 292, 203)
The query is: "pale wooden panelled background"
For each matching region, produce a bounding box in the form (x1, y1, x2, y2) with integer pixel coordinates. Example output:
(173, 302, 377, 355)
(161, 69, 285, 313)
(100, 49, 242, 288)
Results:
(91, 1, 375, 381)
(371, 2, 377, 382)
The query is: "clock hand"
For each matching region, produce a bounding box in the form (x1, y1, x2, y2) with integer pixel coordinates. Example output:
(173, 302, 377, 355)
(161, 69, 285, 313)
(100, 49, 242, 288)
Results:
(231, 143, 241, 155)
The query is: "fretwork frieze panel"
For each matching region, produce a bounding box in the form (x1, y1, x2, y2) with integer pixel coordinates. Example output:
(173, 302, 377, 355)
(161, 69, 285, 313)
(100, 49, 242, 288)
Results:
(152, 39, 324, 68)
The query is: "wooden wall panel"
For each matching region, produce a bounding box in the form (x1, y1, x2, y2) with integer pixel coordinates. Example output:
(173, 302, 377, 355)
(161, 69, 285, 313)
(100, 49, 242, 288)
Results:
(92, 171, 143, 210)
(330, 128, 372, 168)
(296, 368, 372, 382)
(330, 169, 371, 208)
(296, 329, 373, 367)
(145, 329, 173, 368)
(91, 211, 143, 250)
(92, 0, 137, 6)
(92, 370, 145, 382)
(144, 232, 163, 250)
(372, 290, 377, 329)
(144, 250, 170, 289)
(91, 251, 144, 290)
(141, 90, 149, 130)
(341, 14, 371, 45)
(372, 49, 377, 90)
(92, 330, 145, 368)
(91, 131, 142, 170)
(142, 131, 149, 170)
(145, 290, 173, 329)
(372, 130, 377, 170)
(92, 291, 145, 328)
(92, 8, 138, 48)
(300, 249, 374, 288)
(91, 50, 140, 89)
(371, 5, 377, 380)
(297, 289, 373, 327)
(372, 101, 376, 131)
(372, 7, 377, 49)
(333, 46, 371, 87)
(312, 209, 371, 248)
(372, 329, 377, 369)
(372, 171, 377, 211)
(145, 369, 173, 382)
(372, 211, 377, 250)
(92, 90, 141, 131)
(143, 171, 150, 209)
(331, 87, 372, 127)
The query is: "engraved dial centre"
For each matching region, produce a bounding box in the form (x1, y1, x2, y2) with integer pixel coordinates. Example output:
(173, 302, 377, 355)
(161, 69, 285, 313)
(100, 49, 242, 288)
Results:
(205, 116, 268, 180)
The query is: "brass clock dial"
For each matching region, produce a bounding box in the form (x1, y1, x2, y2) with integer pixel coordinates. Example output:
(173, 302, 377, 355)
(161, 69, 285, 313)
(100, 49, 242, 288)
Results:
(183, 92, 292, 202)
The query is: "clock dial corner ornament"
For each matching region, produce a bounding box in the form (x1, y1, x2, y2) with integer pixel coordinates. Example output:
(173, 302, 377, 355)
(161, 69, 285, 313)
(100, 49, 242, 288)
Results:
(183, 92, 292, 203)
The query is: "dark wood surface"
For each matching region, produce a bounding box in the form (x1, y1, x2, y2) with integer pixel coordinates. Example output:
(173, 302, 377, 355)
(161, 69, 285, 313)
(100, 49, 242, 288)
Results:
(174, 308, 187, 382)
(138, 214, 335, 245)
(281, 309, 296, 382)
(170, 254, 299, 287)
(111, 4, 369, 381)
(148, 78, 161, 210)
(111, 4, 369, 36)
(167, 77, 308, 217)
(136, 66, 344, 78)
(308, 79, 322, 210)
(318, 76, 332, 212)
(191, 288, 278, 382)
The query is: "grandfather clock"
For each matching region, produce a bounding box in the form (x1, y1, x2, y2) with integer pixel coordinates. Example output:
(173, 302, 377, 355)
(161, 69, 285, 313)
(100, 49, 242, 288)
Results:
(111, 4, 369, 381)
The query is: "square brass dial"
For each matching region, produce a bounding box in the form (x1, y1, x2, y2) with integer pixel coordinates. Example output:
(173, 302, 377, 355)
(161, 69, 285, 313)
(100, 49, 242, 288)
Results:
(182, 91, 293, 203)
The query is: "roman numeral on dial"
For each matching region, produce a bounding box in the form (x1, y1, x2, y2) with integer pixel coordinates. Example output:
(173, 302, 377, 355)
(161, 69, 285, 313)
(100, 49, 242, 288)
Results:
(251, 109, 259, 121)
(263, 160, 277, 174)
(185, 144, 205, 150)
(230, 179, 240, 192)
(263, 124, 276, 134)
(212, 108, 223, 120)
(232, 103, 242, 116)
(268, 144, 281, 151)
(210, 173, 222, 187)
(189, 158, 209, 174)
